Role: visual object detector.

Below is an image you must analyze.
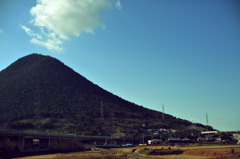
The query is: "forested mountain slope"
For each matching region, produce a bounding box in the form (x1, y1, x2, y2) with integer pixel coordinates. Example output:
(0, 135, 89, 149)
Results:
(0, 54, 210, 136)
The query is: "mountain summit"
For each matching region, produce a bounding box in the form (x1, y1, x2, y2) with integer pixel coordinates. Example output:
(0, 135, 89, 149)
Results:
(0, 54, 209, 136)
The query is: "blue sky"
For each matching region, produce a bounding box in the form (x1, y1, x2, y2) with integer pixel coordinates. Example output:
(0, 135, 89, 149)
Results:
(0, 0, 239, 131)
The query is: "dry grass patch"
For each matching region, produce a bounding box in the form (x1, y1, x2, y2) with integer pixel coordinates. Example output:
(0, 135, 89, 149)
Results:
(138, 148, 183, 156)
(52, 154, 127, 159)
(184, 149, 240, 158)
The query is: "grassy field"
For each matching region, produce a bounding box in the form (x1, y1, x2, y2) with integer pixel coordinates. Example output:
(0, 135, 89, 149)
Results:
(13, 145, 240, 159)
(116, 144, 240, 159)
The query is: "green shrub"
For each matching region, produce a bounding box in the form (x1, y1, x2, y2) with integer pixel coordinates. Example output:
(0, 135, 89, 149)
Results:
(139, 148, 184, 155)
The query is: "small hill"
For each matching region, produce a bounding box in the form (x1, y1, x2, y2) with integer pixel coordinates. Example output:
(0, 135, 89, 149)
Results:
(0, 54, 211, 136)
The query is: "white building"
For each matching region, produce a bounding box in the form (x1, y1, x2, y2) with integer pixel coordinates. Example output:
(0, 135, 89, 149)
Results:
(201, 131, 218, 135)
(233, 134, 240, 144)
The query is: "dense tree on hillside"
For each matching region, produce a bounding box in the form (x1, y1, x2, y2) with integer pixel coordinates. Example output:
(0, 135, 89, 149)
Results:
(0, 54, 209, 136)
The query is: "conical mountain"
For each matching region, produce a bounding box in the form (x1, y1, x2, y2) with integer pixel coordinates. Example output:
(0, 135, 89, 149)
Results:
(0, 54, 208, 136)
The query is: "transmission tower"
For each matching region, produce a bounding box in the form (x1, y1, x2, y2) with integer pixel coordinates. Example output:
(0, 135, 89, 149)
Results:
(100, 101, 104, 121)
(34, 89, 41, 131)
(110, 109, 115, 144)
(206, 112, 208, 126)
(162, 104, 165, 120)
(33, 71, 42, 131)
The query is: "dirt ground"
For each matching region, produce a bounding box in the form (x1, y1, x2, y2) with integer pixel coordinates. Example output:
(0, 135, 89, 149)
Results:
(12, 151, 109, 159)
(116, 144, 240, 159)
(13, 144, 240, 159)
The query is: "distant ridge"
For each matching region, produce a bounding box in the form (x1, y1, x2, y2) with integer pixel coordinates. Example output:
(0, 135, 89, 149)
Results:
(0, 53, 211, 136)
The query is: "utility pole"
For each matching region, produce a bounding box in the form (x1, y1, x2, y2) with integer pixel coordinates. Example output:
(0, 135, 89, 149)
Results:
(142, 134, 145, 144)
